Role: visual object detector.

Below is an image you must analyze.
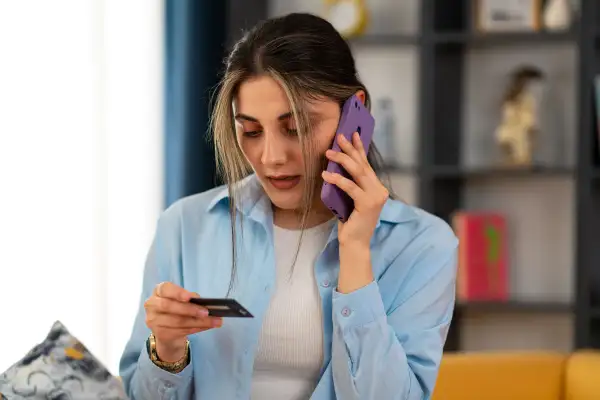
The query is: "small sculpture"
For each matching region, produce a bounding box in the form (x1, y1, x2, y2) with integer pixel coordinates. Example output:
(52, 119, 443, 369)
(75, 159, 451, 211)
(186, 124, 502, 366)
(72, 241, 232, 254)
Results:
(495, 65, 545, 167)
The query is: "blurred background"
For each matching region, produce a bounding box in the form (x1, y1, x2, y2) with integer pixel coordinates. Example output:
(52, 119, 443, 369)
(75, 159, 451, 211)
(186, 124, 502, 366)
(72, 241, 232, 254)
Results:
(1, 0, 599, 383)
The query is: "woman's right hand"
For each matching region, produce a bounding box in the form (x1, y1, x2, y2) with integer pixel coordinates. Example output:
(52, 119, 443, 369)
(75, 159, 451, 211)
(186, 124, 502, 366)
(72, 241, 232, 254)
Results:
(144, 281, 223, 362)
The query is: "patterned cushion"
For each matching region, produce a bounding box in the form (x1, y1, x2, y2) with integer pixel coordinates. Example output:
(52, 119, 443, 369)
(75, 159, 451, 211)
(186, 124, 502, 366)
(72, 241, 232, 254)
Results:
(0, 321, 128, 399)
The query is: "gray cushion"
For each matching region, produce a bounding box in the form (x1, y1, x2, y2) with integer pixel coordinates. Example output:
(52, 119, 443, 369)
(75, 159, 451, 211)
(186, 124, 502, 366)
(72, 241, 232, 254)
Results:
(0, 321, 127, 399)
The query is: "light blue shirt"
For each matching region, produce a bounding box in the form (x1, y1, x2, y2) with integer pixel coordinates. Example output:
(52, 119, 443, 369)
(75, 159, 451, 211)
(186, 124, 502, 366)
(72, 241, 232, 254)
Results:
(119, 174, 458, 400)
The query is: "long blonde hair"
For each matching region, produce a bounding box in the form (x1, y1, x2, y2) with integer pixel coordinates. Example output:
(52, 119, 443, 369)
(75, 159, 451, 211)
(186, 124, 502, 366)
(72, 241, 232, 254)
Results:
(208, 13, 395, 294)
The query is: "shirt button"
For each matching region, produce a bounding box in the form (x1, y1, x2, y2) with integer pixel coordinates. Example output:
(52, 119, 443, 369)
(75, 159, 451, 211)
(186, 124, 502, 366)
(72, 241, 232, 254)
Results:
(341, 307, 351, 317)
(164, 382, 173, 388)
(322, 279, 330, 288)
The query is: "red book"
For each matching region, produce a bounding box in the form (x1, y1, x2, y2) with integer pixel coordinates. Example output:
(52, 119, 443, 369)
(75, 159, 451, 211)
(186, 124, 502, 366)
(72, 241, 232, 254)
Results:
(452, 212, 509, 302)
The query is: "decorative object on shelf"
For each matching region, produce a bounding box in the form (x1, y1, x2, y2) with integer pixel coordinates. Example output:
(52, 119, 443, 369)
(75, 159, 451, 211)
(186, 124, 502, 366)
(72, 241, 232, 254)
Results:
(473, 0, 542, 33)
(322, 0, 369, 38)
(452, 211, 509, 302)
(371, 96, 397, 166)
(542, 0, 572, 31)
(495, 65, 546, 168)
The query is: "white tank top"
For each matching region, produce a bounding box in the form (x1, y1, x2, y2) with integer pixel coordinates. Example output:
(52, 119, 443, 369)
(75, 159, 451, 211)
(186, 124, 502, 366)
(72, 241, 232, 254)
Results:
(250, 219, 334, 399)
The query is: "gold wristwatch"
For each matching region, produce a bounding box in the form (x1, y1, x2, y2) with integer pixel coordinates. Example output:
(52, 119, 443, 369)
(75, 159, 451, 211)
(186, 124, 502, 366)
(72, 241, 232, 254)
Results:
(147, 333, 190, 373)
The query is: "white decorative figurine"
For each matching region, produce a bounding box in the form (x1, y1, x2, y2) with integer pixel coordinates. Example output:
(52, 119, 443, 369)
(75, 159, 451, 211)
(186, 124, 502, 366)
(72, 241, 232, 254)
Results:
(495, 66, 545, 167)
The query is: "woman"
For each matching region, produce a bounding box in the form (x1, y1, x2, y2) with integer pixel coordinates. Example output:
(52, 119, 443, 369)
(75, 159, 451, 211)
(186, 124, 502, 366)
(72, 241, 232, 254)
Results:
(119, 12, 458, 400)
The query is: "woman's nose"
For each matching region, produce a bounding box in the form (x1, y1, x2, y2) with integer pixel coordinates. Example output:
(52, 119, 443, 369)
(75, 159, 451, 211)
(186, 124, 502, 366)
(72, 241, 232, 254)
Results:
(261, 131, 287, 166)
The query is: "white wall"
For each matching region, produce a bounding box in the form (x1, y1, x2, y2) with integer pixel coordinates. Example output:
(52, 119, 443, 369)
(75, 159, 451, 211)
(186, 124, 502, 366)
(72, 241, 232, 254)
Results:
(0, 0, 163, 374)
(101, 0, 164, 374)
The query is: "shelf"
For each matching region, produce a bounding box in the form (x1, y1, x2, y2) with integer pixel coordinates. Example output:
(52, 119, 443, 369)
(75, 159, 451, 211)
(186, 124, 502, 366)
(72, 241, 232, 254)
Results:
(382, 165, 574, 177)
(382, 164, 417, 174)
(347, 34, 419, 46)
(434, 30, 576, 46)
(346, 31, 575, 47)
(344, 30, 575, 48)
(457, 300, 572, 314)
(430, 165, 574, 178)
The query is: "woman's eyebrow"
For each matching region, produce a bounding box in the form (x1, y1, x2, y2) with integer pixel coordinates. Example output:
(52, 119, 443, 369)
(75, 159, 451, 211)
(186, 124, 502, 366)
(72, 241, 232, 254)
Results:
(233, 111, 324, 126)
(234, 112, 294, 122)
(234, 113, 259, 122)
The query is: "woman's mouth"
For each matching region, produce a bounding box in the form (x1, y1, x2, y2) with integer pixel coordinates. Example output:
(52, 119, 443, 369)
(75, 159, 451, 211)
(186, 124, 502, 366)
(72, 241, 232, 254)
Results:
(267, 175, 301, 190)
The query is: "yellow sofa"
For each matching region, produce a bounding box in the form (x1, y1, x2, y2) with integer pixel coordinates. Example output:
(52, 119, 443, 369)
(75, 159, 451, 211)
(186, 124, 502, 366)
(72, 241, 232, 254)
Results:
(432, 350, 600, 400)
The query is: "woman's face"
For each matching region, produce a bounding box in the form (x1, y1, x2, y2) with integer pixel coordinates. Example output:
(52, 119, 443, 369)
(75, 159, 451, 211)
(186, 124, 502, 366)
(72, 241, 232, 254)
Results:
(233, 75, 344, 211)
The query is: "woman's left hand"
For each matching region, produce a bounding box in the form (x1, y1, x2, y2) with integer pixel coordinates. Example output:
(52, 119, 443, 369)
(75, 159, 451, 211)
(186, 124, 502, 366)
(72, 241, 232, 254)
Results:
(322, 132, 389, 249)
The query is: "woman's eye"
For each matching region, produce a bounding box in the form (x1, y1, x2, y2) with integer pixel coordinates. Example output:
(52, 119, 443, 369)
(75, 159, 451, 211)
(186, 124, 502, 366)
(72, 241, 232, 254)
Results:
(243, 130, 262, 138)
(286, 128, 298, 136)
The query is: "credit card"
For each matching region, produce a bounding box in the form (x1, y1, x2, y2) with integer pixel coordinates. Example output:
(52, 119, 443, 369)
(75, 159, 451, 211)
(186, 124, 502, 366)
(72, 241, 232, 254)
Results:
(189, 298, 254, 318)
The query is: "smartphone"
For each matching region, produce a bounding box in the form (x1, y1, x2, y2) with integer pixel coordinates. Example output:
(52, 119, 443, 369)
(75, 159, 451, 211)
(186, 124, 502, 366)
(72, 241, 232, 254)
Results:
(189, 298, 254, 318)
(321, 94, 375, 222)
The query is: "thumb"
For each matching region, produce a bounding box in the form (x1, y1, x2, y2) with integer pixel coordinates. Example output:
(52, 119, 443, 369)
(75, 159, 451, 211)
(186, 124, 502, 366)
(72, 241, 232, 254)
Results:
(181, 291, 200, 302)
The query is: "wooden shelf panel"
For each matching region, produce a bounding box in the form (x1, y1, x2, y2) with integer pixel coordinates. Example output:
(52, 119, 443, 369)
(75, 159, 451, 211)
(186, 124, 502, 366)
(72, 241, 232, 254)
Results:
(431, 165, 574, 178)
(346, 30, 576, 47)
(434, 30, 576, 46)
(383, 164, 574, 178)
(347, 34, 419, 46)
(457, 300, 573, 314)
(382, 164, 417, 174)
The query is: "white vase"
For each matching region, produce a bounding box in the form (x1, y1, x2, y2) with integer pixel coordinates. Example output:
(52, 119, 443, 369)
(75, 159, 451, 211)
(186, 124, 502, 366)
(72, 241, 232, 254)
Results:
(543, 0, 571, 31)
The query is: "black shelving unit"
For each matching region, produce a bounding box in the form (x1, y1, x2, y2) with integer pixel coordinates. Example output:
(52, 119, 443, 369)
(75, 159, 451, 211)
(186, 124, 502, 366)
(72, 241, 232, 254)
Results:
(233, 0, 600, 352)
(418, 0, 600, 352)
(574, 0, 600, 352)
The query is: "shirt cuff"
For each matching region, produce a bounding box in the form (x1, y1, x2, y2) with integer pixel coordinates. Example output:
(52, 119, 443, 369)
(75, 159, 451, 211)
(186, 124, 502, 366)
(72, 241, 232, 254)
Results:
(137, 340, 193, 392)
(332, 280, 386, 332)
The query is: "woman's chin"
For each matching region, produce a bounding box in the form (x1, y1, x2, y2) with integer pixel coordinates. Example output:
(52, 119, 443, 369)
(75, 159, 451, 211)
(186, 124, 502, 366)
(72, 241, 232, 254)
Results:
(269, 194, 303, 211)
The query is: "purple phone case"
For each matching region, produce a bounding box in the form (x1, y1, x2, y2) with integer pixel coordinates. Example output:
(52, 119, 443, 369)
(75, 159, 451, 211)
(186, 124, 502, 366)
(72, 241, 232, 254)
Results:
(321, 95, 375, 222)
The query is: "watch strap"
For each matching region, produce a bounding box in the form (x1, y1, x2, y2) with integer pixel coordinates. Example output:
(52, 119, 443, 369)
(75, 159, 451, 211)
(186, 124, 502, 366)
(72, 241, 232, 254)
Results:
(147, 333, 190, 373)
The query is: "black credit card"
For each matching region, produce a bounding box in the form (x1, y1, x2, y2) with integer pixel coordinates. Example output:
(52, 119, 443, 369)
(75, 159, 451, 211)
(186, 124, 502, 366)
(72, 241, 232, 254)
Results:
(189, 298, 254, 318)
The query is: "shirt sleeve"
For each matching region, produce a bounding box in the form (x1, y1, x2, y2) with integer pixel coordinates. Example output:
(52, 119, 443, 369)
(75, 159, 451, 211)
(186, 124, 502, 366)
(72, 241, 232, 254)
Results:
(331, 241, 458, 400)
(118, 203, 195, 399)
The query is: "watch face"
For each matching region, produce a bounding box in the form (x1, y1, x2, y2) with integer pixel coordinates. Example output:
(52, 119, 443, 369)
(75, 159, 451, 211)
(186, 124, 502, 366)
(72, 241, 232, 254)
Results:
(328, 2, 359, 34)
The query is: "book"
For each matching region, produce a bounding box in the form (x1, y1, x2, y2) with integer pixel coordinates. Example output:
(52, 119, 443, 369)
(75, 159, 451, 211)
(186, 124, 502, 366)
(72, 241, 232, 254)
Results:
(452, 211, 509, 302)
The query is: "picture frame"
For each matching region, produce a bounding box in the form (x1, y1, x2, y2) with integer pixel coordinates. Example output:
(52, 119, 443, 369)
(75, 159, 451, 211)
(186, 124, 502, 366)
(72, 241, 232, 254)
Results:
(474, 0, 542, 32)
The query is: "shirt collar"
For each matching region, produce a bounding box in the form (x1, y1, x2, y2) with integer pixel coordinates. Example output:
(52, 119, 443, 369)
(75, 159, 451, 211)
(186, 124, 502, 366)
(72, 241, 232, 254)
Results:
(207, 173, 418, 227)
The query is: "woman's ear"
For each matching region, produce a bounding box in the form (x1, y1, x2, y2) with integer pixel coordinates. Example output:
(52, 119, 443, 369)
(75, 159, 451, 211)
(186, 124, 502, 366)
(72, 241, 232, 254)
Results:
(355, 90, 366, 105)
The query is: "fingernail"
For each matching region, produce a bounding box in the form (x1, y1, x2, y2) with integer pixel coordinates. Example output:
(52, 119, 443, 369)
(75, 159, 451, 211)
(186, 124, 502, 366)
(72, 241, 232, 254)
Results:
(212, 318, 222, 327)
(338, 133, 345, 141)
(198, 308, 209, 317)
